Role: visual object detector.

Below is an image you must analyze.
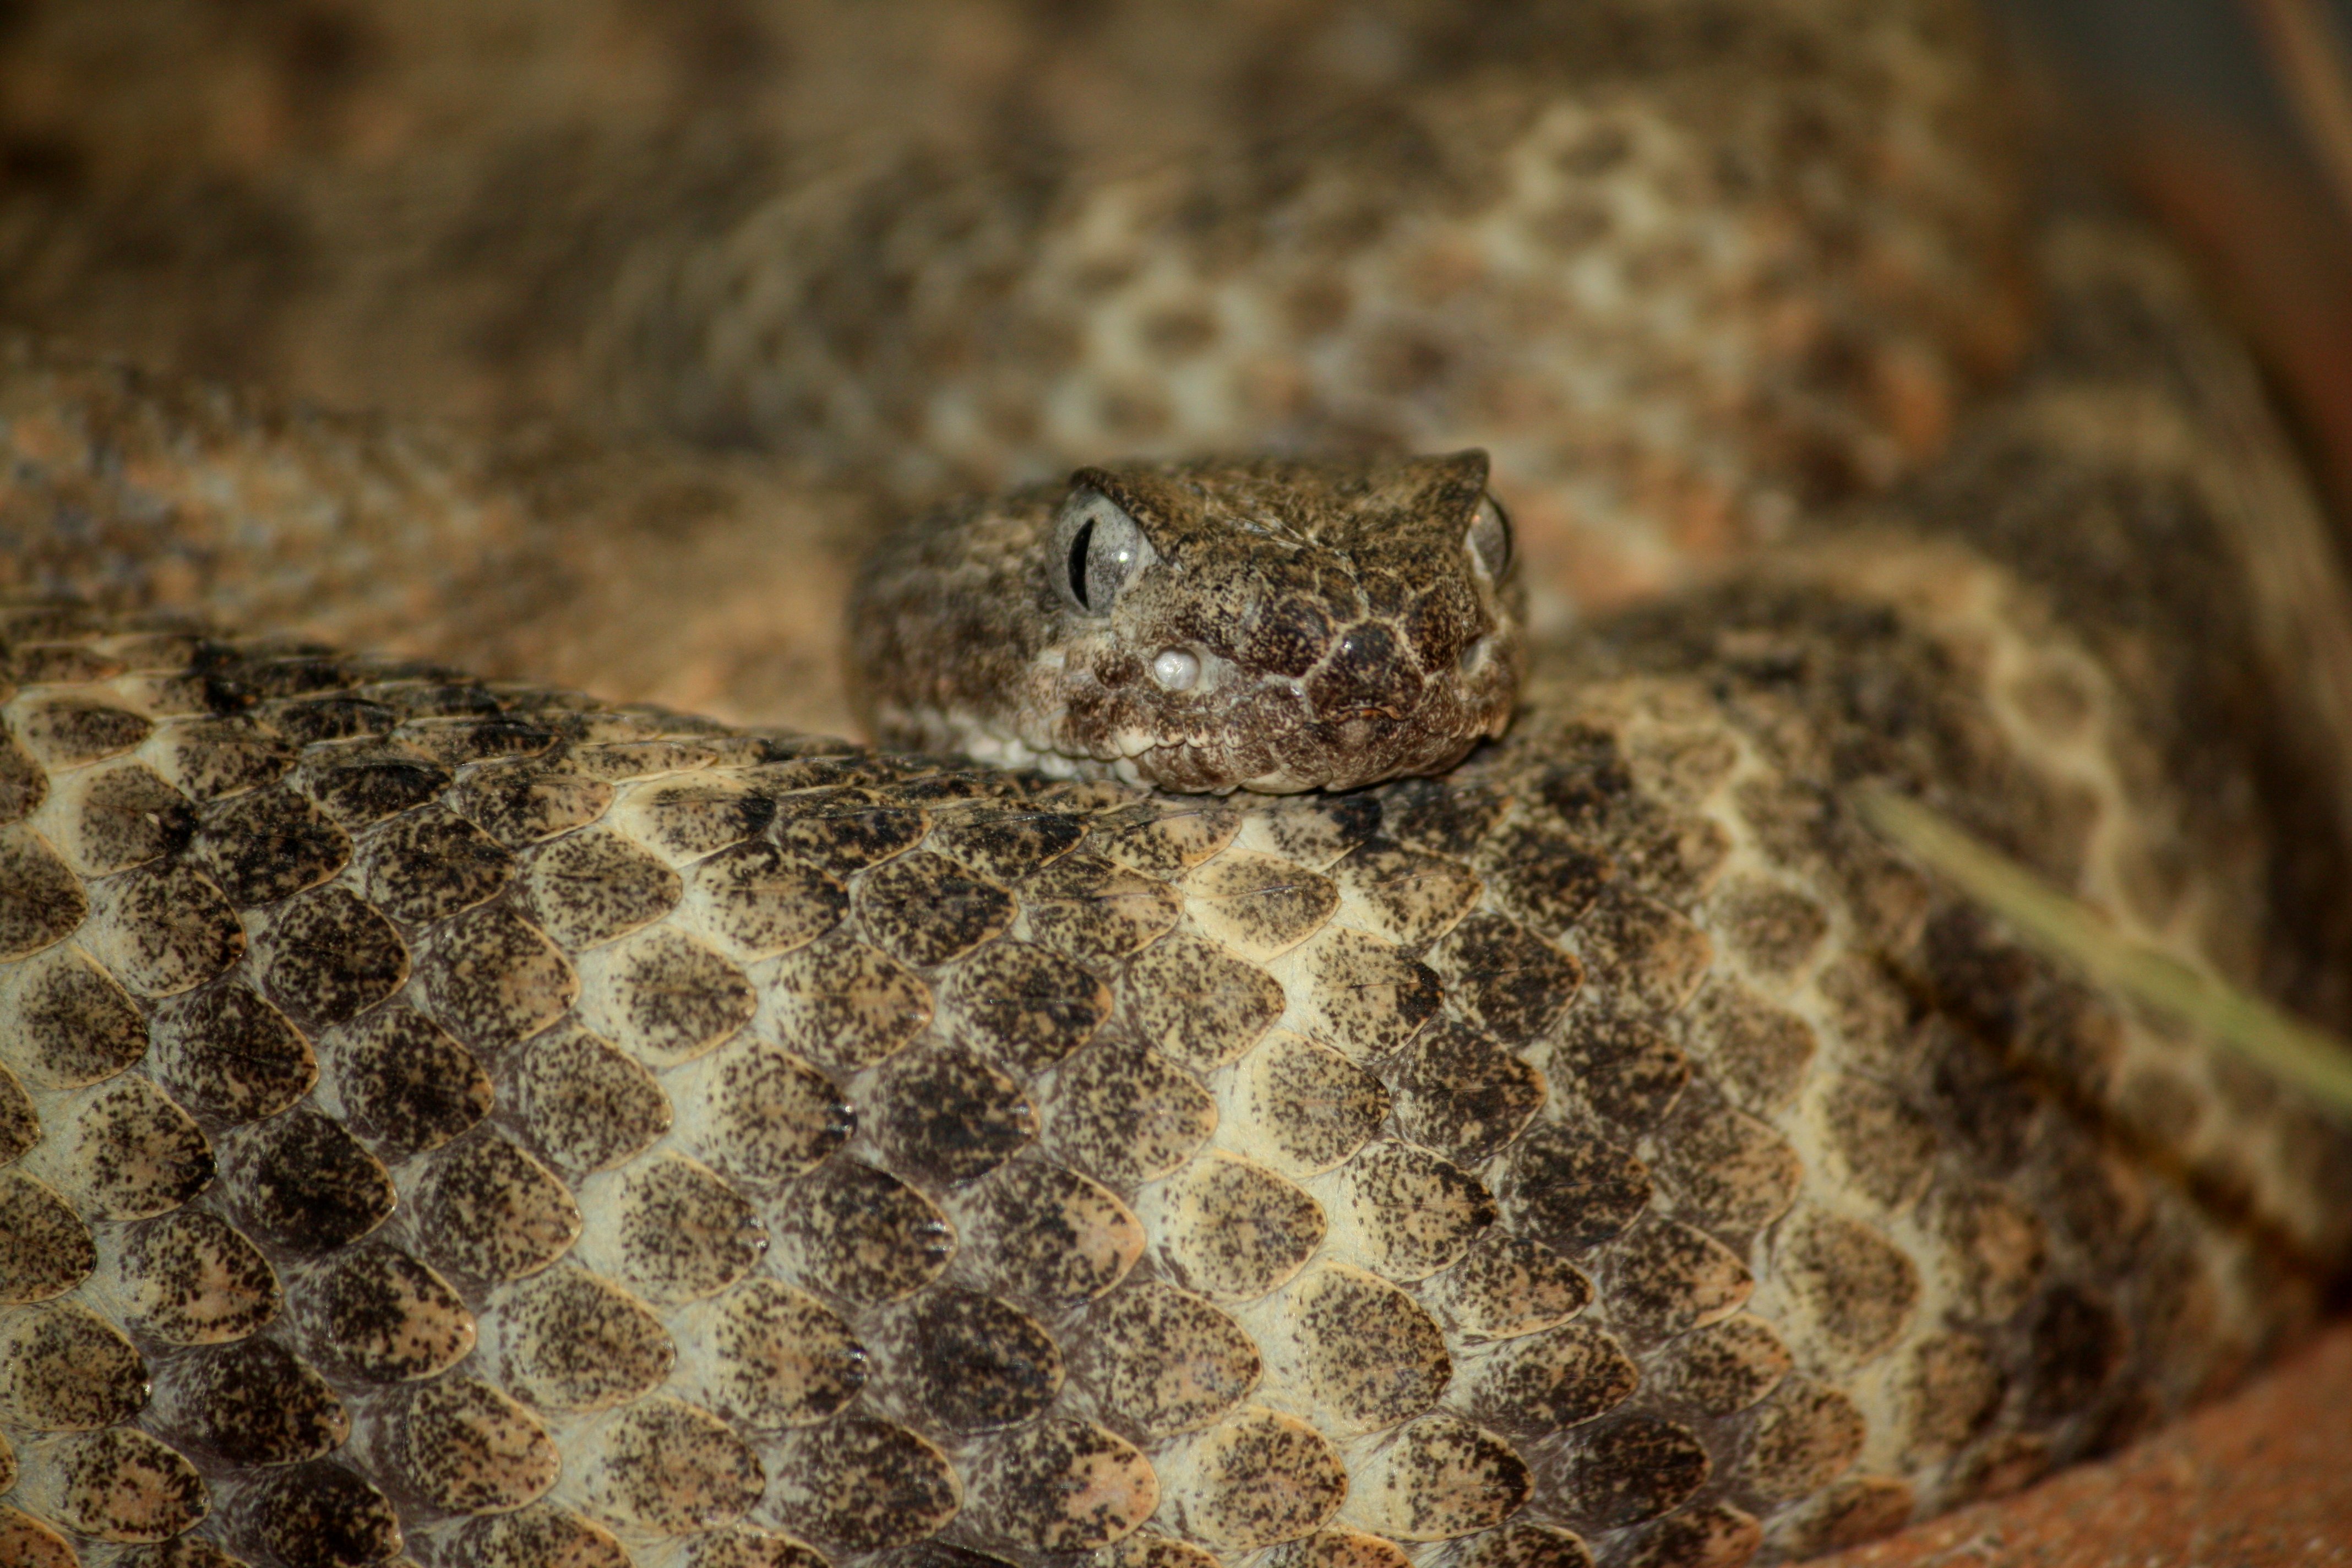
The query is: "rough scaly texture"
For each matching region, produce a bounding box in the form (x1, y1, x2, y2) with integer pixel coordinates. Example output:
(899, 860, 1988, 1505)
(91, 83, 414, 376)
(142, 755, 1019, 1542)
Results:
(0, 0, 2029, 606)
(2, 236, 2350, 1566)
(848, 453, 1525, 793)
(0, 0, 2349, 1564)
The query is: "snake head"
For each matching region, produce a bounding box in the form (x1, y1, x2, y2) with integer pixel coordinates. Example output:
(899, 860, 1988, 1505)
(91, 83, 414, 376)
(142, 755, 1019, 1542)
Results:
(850, 451, 1527, 793)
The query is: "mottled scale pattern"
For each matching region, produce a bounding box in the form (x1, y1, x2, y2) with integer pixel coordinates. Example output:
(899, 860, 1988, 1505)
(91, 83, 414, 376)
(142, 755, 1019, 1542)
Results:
(631, 0, 2024, 605)
(0, 0, 2026, 625)
(1, 563, 2343, 1568)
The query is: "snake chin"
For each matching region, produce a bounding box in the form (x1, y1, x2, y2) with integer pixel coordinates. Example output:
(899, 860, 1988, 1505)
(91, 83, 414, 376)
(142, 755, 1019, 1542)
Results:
(850, 450, 1529, 793)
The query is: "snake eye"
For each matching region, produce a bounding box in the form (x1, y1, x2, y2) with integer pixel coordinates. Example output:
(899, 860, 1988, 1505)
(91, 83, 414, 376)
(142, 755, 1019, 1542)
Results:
(1057, 487, 1157, 613)
(1151, 649, 1200, 691)
(1467, 494, 1513, 581)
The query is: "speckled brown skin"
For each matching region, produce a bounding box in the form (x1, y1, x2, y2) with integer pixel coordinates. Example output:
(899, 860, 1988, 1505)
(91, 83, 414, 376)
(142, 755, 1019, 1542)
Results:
(0, 458, 2346, 1566)
(1816, 1322, 2352, 1567)
(848, 453, 1525, 793)
(2, 1, 2352, 1565)
(2, 225, 2351, 1567)
(0, 0, 2028, 610)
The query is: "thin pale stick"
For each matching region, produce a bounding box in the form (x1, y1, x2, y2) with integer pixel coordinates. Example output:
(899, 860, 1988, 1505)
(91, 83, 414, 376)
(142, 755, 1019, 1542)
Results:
(1855, 783, 2352, 1119)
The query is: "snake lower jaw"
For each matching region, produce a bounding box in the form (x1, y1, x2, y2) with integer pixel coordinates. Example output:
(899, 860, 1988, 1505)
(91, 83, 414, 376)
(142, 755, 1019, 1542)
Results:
(1023, 640, 1527, 796)
(1099, 725, 1494, 796)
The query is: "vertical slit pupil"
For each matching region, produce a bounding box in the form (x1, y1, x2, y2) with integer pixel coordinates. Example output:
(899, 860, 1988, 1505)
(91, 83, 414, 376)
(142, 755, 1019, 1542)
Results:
(1068, 518, 1097, 608)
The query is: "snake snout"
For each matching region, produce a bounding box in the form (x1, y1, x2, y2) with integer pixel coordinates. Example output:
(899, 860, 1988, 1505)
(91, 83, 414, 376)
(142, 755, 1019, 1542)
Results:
(1303, 620, 1424, 722)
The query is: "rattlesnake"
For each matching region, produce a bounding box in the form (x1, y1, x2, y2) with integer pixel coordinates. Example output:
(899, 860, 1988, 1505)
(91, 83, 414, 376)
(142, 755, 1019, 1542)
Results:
(3, 2, 2351, 1566)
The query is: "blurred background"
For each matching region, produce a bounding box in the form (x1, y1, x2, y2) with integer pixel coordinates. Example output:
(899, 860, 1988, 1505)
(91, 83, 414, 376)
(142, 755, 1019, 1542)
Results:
(0, 2, 2342, 502)
(2002, 0, 2352, 536)
(0, 0, 2343, 643)
(0, 0, 2344, 536)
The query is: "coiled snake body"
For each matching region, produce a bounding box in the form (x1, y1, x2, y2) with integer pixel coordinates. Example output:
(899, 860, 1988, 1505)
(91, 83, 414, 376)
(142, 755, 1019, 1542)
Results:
(2, 2, 2351, 1566)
